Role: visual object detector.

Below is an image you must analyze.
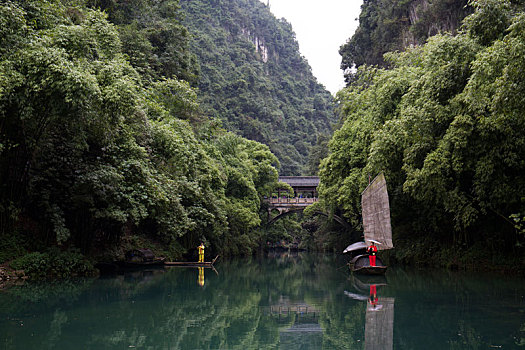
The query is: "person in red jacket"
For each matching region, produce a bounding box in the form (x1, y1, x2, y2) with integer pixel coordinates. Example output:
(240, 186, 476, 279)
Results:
(367, 242, 377, 267)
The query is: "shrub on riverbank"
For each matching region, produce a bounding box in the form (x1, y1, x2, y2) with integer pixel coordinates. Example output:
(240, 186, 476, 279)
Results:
(9, 249, 96, 279)
(389, 237, 525, 273)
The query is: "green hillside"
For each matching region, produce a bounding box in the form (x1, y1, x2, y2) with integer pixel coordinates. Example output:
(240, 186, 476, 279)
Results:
(180, 0, 336, 175)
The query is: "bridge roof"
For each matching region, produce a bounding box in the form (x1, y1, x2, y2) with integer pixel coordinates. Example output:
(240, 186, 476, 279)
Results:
(279, 176, 319, 187)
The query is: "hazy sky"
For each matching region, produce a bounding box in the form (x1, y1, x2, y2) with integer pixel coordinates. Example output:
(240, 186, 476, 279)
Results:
(261, 0, 363, 94)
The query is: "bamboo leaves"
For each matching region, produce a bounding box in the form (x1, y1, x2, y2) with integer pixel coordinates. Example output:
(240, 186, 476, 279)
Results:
(320, 1, 525, 247)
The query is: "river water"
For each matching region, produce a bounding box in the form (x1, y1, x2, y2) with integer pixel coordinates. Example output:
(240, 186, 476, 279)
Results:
(0, 252, 524, 349)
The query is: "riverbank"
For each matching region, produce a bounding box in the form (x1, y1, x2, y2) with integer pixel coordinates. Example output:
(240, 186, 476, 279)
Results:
(2, 233, 524, 282)
(386, 237, 525, 274)
(0, 265, 29, 288)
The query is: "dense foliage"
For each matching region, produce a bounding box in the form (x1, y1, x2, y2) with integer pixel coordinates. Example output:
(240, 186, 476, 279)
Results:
(0, 0, 282, 267)
(2, 0, 522, 274)
(319, 0, 525, 265)
(340, 0, 472, 83)
(87, 0, 200, 86)
(179, 0, 336, 175)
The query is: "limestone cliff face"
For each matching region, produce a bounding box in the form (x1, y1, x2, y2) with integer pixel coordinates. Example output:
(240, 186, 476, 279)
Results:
(241, 27, 269, 63)
(254, 36, 269, 63)
(403, 0, 468, 47)
(340, 0, 472, 81)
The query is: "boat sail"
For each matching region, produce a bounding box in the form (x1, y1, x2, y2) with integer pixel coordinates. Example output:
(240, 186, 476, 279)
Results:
(343, 172, 393, 274)
(361, 172, 393, 250)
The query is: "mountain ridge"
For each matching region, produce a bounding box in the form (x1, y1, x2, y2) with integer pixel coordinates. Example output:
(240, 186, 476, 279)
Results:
(180, 0, 336, 175)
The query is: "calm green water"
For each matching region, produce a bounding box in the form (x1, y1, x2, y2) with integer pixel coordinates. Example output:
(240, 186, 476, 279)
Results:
(1, 253, 524, 349)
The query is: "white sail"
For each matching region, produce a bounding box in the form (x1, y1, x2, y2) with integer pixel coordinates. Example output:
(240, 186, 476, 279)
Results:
(361, 173, 393, 250)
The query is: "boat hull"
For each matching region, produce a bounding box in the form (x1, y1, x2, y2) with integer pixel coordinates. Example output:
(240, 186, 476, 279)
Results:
(352, 265, 387, 275)
(164, 255, 219, 268)
(164, 262, 214, 267)
(115, 258, 166, 269)
(349, 254, 387, 275)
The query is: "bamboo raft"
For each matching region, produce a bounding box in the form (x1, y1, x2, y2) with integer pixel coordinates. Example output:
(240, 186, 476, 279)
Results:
(164, 255, 219, 267)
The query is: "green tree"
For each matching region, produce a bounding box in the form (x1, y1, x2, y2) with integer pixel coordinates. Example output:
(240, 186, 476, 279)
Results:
(88, 0, 200, 85)
(211, 133, 279, 255)
(318, 1, 525, 262)
(0, 0, 282, 267)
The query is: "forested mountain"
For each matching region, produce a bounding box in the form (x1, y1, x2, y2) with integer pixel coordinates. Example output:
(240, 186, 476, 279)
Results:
(318, 0, 525, 267)
(0, 0, 290, 274)
(340, 0, 472, 83)
(179, 0, 336, 175)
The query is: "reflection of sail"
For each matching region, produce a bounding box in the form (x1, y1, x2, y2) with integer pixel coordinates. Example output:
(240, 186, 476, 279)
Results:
(361, 173, 393, 250)
(365, 298, 394, 350)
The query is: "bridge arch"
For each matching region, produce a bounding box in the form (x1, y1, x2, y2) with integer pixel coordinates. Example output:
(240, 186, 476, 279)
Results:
(265, 176, 351, 230)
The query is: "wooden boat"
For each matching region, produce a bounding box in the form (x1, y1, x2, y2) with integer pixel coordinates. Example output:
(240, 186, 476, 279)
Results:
(106, 249, 167, 272)
(97, 249, 167, 274)
(115, 257, 166, 269)
(349, 254, 388, 275)
(164, 255, 219, 267)
(343, 173, 394, 275)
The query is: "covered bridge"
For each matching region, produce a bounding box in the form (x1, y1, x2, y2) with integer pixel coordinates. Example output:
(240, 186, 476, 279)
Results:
(277, 176, 319, 198)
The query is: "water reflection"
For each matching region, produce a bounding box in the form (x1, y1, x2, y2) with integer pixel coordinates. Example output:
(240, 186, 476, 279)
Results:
(345, 275, 394, 350)
(0, 254, 524, 349)
(197, 267, 205, 287)
(263, 298, 323, 349)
